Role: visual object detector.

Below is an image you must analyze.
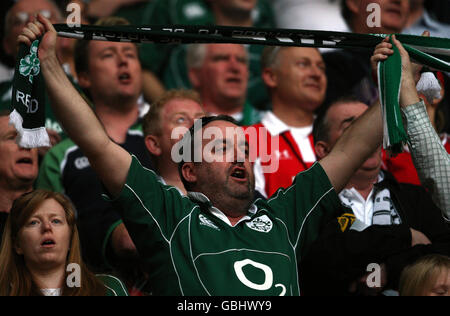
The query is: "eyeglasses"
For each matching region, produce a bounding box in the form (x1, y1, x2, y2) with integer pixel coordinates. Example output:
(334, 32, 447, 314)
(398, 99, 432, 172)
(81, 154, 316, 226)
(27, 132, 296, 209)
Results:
(11, 10, 52, 27)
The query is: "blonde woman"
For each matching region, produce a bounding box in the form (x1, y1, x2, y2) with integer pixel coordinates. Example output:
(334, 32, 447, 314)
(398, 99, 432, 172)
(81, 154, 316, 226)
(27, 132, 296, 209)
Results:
(399, 254, 450, 296)
(0, 190, 128, 296)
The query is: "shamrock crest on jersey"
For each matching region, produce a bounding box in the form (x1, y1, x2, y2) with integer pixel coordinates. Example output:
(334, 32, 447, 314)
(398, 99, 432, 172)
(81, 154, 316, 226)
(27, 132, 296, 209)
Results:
(246, 215, 273, 233)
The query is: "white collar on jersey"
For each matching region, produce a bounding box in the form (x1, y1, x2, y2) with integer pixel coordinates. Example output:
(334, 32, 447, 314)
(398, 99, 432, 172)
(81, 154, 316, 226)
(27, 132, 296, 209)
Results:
(260, 111, 290, 136)
(260, 111, 314, 137)
(187, 191, 258, 227)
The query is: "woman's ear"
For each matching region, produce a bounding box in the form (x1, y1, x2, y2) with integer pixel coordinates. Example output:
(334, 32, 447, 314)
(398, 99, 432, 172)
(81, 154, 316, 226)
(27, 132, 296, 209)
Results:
(145, 135, 162, 156)
(14, 241, 23, 256)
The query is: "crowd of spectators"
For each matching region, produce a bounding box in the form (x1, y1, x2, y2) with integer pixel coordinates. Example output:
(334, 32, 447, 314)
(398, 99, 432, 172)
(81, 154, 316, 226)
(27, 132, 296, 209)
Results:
(0, 0, 449, 296)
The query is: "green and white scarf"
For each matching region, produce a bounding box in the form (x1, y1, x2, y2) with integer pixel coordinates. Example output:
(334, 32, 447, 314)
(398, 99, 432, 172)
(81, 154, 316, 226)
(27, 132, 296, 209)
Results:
(9, 39, 50, 148)
(10, 24, 450, 152)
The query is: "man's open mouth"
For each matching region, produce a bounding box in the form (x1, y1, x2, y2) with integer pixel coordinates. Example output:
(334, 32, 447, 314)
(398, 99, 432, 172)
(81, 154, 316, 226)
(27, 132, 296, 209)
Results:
(16, 158, 33, 165)
(230, 167, 247, 180)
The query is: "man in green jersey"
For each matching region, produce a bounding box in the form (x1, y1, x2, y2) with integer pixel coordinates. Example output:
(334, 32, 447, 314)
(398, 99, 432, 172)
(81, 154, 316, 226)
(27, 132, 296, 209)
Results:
(186, 43, 263, 126)
(20, 17, 420, 296)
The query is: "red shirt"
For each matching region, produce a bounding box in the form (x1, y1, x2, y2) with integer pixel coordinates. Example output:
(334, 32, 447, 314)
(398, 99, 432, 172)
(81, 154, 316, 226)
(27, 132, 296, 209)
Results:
(246, 112, 316, 198)
(383, 133, 450, 185)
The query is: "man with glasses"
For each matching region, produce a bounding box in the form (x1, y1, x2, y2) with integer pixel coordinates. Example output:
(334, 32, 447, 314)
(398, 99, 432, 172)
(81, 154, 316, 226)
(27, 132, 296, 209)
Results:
(2, 0, 62, 67)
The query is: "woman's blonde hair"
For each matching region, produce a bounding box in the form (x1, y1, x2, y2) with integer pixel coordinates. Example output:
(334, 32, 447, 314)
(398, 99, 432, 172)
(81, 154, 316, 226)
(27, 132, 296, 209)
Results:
(399, 254, 450, 296)
(0, 190, 106, 296)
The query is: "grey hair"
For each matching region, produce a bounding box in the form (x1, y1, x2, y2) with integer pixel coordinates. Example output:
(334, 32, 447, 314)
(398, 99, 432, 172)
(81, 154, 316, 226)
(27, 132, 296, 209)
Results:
(186, 44, 209, 69)
(186, 43, 250, 69)
(261, 46, 283, 70)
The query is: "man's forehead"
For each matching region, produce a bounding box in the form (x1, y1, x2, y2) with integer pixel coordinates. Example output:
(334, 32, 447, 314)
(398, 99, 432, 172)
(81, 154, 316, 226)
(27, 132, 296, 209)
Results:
(0, 117, 15, 135)
(89, 41, 137, 53)
(207, 44, 247, 56)
(329, 102, 368, 125)
(283, 47, 323, 60)
(164, 98, 203, 116)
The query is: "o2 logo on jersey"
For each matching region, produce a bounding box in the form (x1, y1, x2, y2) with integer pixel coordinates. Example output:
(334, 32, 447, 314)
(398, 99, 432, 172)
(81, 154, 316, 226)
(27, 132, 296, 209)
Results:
(233, 259, 286, 296)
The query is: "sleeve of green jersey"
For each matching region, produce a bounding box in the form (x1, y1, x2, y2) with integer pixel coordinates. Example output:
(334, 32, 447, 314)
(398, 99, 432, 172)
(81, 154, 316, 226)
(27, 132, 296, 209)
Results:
(36, 145, 65, 193)
(108, 155, 195, 256)
(266, 162, 343, 259)
(96, 274, 129, 296)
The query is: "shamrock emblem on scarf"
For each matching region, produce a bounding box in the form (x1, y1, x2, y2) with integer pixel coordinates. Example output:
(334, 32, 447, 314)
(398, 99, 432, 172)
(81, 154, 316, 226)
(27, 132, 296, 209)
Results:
(19, 40, 41, 84)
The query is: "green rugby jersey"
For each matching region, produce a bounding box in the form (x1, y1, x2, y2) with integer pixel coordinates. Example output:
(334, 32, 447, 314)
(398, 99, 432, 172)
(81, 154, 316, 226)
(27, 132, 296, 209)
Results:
(97, 274, 129, 296)
(109, 155, 342, 296)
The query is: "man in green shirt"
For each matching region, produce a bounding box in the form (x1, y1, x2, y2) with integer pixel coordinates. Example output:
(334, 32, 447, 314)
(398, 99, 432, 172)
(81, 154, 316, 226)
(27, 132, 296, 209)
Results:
(21, 17, 420, 296)
(187, 43, 264, 126)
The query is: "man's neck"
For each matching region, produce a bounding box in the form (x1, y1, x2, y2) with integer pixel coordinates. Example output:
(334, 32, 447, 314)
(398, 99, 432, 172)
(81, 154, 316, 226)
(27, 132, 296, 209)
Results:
(157, 162, 187, 195)
(272, 98, 315, 128)
(94, 99, 139, 144)
(345, 173, 379, 201)
(202, 97, 244, 117)
(213, 197, 253, 227)
(0, 186, 33, 213)
(213, 8, 253, 27)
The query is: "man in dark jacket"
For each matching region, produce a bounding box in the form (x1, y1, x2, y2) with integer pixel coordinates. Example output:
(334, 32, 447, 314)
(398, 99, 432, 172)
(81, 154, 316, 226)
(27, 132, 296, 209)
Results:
(303, 97, 450, 296)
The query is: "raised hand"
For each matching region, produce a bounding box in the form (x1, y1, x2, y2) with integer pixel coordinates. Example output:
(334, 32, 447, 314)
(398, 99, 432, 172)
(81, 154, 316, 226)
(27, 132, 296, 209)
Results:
(390, 35, 421, 107)
(370, 36, 393, 81)
(17, 14, 58, 64)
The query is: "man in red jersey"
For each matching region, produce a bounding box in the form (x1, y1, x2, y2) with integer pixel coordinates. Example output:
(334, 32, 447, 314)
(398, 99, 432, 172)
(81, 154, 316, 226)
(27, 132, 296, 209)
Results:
(248, 46, 327, 197)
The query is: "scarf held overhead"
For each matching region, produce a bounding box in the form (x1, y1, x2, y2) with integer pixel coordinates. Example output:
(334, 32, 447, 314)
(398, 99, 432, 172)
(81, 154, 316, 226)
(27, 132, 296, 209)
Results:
(10, 39, 50, 148)
(10, 24, 450, 151)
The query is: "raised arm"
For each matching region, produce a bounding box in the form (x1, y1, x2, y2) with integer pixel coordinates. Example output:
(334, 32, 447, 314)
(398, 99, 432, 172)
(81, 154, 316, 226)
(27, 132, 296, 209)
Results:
(402, 93, 450, 220)
(18, 15, 131, 197)
(319, 36, 420, 193)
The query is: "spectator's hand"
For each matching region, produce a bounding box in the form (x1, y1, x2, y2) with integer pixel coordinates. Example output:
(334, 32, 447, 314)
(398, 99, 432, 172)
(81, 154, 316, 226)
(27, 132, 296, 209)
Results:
(390, 35, 421, 107)
(410, 228, 432, 246)
(371, 36, 393, 84)
(17, 14, 58, 64)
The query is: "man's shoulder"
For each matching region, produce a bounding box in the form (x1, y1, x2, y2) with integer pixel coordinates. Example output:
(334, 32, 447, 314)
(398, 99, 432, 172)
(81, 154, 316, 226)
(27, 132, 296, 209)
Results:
(46, 138, 78, 159)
